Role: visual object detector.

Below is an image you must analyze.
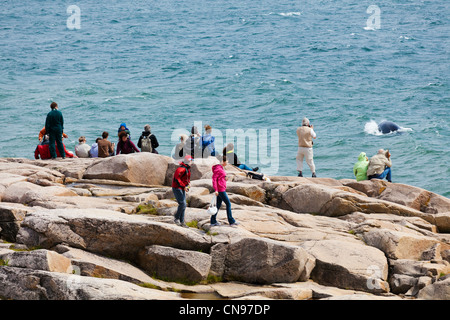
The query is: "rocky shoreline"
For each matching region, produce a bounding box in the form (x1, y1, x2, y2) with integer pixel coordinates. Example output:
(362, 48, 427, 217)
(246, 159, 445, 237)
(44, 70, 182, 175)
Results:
(0, 153, 449, 300)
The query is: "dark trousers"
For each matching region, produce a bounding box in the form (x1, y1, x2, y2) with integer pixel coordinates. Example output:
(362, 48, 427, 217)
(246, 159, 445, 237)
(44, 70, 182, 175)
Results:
(172, 187, 186, 223)
(49, 130, 65, 159)
(210, 191, 236, 225)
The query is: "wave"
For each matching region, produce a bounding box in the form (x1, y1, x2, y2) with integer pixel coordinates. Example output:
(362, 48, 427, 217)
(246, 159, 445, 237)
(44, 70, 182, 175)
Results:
(364, 120, 412, 136)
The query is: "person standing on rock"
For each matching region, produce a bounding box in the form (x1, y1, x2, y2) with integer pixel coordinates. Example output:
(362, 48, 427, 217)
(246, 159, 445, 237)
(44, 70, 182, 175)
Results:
(172, 155, 193, 227)
(367, 149, 392, 182)
(210, 156, 239, 227)
(296, 117, 317, 177)
(45, 102, 66, 160)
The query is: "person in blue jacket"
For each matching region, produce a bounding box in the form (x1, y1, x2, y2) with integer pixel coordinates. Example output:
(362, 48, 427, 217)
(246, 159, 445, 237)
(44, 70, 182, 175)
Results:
(201, 125, 216, 157)
(118, 122, 131, 138)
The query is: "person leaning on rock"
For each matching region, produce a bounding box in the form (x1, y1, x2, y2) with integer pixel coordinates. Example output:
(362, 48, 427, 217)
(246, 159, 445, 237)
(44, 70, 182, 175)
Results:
(367, 149, 392, 183)
(296, 117, 317, 177)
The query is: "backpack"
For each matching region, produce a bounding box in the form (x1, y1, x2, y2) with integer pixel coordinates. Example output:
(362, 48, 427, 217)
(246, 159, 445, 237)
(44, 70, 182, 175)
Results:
(141, 135, 153, 153)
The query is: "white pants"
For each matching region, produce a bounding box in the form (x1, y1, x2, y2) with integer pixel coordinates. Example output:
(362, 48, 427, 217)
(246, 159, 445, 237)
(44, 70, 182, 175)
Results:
(296, 147, 315, 173)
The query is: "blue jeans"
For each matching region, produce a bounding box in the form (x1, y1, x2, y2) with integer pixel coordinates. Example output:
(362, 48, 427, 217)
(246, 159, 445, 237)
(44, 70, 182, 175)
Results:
(238, 164, 252, 171)
(369, 167, 392, 182)
(210, 192, 236, 225)
(172, 188, 186, 223)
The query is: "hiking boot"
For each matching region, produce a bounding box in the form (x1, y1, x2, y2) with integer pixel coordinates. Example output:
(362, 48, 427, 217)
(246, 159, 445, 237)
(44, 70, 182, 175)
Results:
(298, 171, 303, 177)
(312, 172, 317, 178)
(252, 167, 259, 172)
(210, 222, 221, 227)
(174, 219, 181, 226)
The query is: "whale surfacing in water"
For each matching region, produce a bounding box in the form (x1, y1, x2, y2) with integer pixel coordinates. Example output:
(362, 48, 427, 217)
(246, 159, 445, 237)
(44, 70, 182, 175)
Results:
(378, 121, 401, 134)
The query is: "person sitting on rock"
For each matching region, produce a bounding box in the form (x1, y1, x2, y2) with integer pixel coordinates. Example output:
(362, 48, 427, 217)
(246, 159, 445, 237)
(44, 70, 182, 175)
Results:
(353, 152, 369, 181)
(173, 134, 188, 160)
(201, 124, 216, 157)
(367, 149, 392, 183)
(75, 136, 91, 158)
(35, 142, 76, 160)
(116, 131, 140, 155)
(117, 122, 131, 139)
(223, 143, 258, 172)
(137, 124, 159, 154)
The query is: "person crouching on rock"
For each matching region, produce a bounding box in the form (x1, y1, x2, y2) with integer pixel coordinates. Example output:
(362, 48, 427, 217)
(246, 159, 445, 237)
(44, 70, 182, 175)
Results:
(210, 155, 239, 228)
(172, 155, 193, 227)
(367, 149, 392, 183)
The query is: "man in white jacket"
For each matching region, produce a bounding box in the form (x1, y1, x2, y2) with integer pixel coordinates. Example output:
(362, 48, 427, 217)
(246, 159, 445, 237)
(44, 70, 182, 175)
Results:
(296, 117, 317, 177)
(75, 136, 91, 158)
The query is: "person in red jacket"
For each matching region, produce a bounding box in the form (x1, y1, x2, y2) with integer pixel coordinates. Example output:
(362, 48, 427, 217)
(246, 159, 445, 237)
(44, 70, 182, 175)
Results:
(172, 155, 193, 227)
(34, 142, 76, 160)
(210, 156, 238, 227)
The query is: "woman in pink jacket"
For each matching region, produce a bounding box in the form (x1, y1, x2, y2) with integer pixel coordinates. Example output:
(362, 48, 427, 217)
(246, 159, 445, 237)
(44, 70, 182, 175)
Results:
(210, 156, 238, 227)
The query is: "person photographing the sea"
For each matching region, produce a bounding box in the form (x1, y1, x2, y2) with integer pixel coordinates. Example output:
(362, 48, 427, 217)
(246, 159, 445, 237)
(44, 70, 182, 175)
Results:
(367, 149, 392, 182)
(296, 117, 317, 177)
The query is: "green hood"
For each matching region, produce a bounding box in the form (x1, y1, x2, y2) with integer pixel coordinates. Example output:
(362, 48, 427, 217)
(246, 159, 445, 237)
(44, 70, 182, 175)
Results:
(353, 152, 369, 181)
(358, 152, 367, 161)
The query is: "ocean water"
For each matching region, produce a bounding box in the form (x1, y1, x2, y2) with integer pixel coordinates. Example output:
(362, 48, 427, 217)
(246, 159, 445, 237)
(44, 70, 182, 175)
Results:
(0, 0, 448, 197)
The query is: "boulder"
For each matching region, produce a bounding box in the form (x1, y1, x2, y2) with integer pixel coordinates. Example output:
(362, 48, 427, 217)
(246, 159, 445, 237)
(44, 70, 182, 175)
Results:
(0, 203, 34, 242)
(283, 183, 435, 225)
(377, 183, 450, 214)
(0, 266, 181, 300)
(226, 182, 266, 203)
(55, 245, 156, 285)
(388, 259, 450, 295)
(1, 181, 77, 205)
(417, 276, 450, 300)
(219, 237, 315, 284)
(301, 239, 389, 294)
(0, 249, 72, 273)
(361, 228, 441, 260)
(138, 245, 212, 283)
(16, 208, 212, 263)
(83, 153, 171, 186)
(435, 213, 450, 233)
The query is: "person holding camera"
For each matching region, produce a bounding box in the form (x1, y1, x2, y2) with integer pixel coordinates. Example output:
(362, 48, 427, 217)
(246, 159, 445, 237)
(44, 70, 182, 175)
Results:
(367, 149, 392, 182)
(296, 117, 317, 177)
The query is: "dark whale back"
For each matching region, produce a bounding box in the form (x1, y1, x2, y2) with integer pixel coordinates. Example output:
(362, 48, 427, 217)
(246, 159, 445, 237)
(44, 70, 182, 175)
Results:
(378, 121, 401, 134)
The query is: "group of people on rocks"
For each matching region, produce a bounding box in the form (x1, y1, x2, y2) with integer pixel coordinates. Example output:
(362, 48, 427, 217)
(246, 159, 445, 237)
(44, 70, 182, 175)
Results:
(36, 102, 394, 228)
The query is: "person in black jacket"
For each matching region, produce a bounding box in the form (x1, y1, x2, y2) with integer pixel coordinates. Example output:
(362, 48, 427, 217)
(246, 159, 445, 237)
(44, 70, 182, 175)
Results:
(137, 124, 159, 154)
(223, 143, 258, 172)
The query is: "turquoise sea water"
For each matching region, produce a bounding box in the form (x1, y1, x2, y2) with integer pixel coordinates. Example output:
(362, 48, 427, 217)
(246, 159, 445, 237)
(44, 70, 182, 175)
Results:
(0, 1, 448, 196)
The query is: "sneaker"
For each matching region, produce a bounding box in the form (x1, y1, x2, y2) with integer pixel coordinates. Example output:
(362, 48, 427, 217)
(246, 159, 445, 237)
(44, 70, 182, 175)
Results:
(230, 222, 240, 227)
(210, 222, 221, 227)
(174, 219, 181, 226)
(312, 173, 317, 178)
(298, 171, 303, 177)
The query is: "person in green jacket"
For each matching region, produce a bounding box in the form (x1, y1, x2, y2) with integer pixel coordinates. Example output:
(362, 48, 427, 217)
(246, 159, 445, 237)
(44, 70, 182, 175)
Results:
(353, 152, 369, 181)
(45, 102, 65, 159)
